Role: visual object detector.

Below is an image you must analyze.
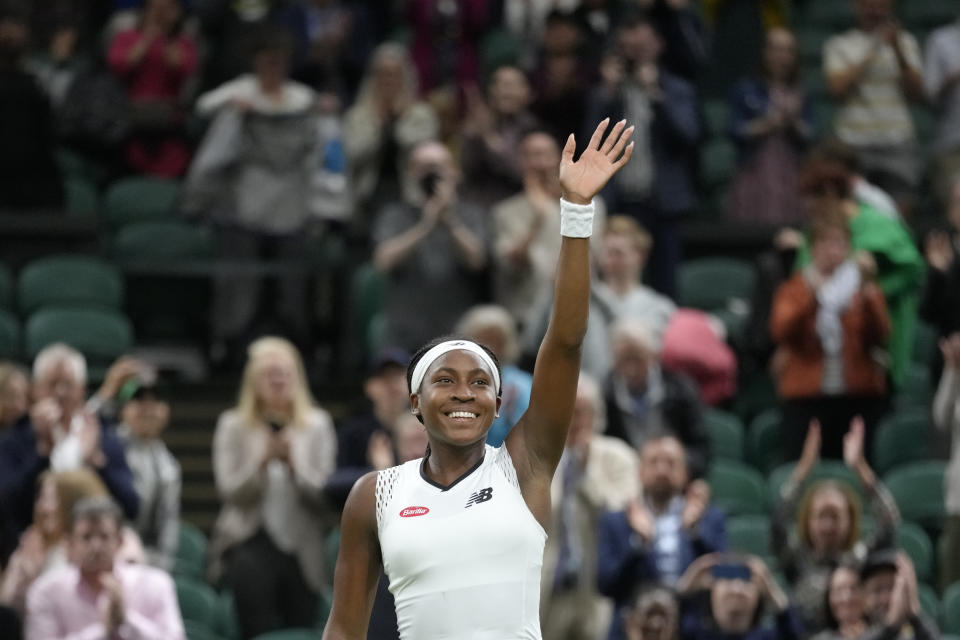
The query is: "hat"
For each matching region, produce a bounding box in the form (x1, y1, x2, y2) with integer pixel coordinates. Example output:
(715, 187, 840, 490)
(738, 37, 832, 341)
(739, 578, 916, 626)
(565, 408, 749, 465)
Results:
(368, 347, 410, 376)
(860, 549, 898, 581)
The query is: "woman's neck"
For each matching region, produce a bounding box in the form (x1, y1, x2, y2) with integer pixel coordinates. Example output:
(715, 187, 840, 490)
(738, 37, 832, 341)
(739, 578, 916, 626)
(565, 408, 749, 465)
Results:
(422, 439, 486, 487)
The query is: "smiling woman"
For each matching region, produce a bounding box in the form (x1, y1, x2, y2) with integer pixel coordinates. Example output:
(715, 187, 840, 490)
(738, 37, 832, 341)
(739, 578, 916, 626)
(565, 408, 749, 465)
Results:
(323, 119, 635, 640)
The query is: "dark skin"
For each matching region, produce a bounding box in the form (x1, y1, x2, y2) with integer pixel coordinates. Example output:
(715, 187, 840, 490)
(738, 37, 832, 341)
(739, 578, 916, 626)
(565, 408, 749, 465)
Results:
(322, 119, 635, 639)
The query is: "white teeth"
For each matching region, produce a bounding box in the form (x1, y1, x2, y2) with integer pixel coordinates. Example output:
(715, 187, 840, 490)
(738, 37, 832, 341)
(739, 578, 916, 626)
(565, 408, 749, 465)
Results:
(447, 411, 477, 419)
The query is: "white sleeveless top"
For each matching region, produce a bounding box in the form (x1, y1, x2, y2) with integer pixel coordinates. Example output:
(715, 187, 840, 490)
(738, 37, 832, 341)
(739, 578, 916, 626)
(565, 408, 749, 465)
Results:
(376, 444, 546, 639)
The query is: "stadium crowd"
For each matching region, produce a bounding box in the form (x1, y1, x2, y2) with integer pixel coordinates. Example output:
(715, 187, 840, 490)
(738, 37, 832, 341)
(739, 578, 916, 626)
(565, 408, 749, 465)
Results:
(1, 0, 960, 639)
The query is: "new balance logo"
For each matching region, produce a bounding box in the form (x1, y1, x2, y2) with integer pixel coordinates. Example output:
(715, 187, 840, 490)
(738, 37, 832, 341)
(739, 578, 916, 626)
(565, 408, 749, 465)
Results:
(465, 487, 493, 508)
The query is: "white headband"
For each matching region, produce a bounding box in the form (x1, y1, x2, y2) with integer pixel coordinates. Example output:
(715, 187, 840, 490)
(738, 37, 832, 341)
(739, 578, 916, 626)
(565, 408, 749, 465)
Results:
(410, 340, 501, 395)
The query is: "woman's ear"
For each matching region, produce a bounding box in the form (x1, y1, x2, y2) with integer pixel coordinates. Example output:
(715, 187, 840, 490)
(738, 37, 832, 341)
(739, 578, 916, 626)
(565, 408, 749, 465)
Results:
(410, 393, 421, 415)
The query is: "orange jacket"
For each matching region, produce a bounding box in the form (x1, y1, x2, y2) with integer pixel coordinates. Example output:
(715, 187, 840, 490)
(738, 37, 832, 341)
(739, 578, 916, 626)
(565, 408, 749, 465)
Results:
(770, 273, 891, 399)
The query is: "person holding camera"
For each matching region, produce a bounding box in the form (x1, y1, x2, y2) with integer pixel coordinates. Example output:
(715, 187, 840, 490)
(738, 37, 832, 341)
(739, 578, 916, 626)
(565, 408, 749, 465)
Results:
(372, 139, 488, 354)
(676, 552, 803, 640)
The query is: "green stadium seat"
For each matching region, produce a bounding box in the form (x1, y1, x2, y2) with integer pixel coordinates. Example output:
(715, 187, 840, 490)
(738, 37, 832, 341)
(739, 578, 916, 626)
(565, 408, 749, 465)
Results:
(732, 373, 777, 426)
(700, 139, 737, 190)
(912, 321, 937, 367)
(252, 630, 322, 640)
(896, 521, 934, 585)
(804, 0, 856, 29)
(884, 462, 947, 531)
(351, 263, 387, 361)
(0, 264, 13, 311)
(895, 363, 933, 410)
(479, 28, 521, 76)
(768, 461, 861, 507)
(173, 522, 208, 581)
(0, 310, 20, 359)
(703, 100, 730, 138)
(726, 514, 772, 557)
(747, 409, 786, 475)
(677, 257, 755, 312)
(705, 409, 745, 461)
(104, 177, 181, 229)
(872, 410, 933, 476)
(24, 307, 134, 382)
(316, 589, 332, 631)
(901, 0, 958, 32)
(945, 581, 960, 634)
(797, 27, 830, 65)
(64, 176, 100, 218)
(185, 620, 225, 640)
(112, 221, 216, 261)
(175, 576, 218, 629)
(213, 591, 240, 640)
(917, 582, 939, 622)
(707, 460, 768, 516)
(18, 255, 123, 315)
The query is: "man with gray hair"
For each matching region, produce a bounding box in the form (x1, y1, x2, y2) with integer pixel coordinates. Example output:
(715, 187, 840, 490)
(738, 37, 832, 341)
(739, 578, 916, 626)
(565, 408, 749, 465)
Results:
(603, 318, 710, 479)
(0, 345, 139, 563)
(25, 496, 185, 640)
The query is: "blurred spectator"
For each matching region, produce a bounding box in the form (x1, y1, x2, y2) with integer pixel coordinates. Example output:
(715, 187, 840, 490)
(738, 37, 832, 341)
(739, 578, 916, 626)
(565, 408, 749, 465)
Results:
(924, 14, 960, 206)
(726, 27, 813, 226)
(493, 130, 606, 328)
(327, 347, 410, 508)
(934, 333, 960, 589)
(0, 346, 139, 562)
(24, 496, 185, 640)
(461, 65, 539, 208)
(604, 319, 710, 480)
(1, 469, 108, 614)
(501, 0, 579, 70)
(622, 586, 679, 640)
(0, 363, 28, 431)
(456, 305, 533, 447)
(106, 0, 197, 178)
(196, 0, 286, 91)
(283, 0, 373, 99)
(586, 13, 701, 297)
(772, 420, 900, 631)
(823, 0, 924, 213)
(771, 208, 891, 460)
(0, 9, 63, 210)
(860, 551, 939, 640)
(187, 27, 319, 360)
(794, 155, 923, 389)
(530, 11, 590, 148)
(25, 18, 90, 110)
(405, 0, 493, 98)
(812, 564, 871, 640)
(209, 337, 336, 639)
(633, 0, 708, 82)
(598, 433, 727, 640)
(920, 180, 960, 382)
(115, 378, 180, 571)
(343, 42, 439, 224)
(543, 373, 640, 640)
(818, 138, 900, 221)
(676, 553, 802, 640)
(660, 310, 738, 407)
(372, 140, 488, 353)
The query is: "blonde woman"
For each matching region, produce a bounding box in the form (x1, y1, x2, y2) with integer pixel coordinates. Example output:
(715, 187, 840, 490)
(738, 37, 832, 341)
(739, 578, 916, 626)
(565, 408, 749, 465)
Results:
(210, 337, 337, 640)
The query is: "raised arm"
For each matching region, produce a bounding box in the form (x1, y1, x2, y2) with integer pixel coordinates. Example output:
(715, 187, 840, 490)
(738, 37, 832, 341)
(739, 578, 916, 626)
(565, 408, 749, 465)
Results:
(506, 118, 634, 486)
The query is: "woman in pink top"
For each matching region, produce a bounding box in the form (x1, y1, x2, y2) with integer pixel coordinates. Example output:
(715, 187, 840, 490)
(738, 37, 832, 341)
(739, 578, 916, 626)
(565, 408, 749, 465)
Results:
(107, 0, 197, 177)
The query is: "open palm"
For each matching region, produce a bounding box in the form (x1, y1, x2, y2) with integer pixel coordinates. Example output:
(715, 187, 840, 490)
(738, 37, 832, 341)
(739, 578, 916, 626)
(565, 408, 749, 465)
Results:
(559, 118, 635, 204)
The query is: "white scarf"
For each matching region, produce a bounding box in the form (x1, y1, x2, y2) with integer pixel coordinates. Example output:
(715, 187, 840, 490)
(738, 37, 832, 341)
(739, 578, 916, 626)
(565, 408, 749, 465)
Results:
(812, 259, 861, 355)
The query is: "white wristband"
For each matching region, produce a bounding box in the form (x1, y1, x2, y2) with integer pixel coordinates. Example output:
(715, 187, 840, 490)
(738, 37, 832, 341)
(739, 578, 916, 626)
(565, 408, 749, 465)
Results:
(560, 198, 595, 238)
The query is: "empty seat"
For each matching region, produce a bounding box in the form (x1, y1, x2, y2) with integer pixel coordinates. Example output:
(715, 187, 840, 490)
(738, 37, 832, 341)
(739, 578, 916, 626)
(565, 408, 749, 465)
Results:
(104, 177, 181, 229)
(747, 409, 786, 474)
(173, 521, 208, 581)
(175, 576, 218, 629)
(707, 460, 768, 516)
(677, 257, 755, 313)
(24, 307, 134, 374)
(0, 310, 20, 359)
(18, 255, 123, 315)
(705, 409, 745, 461)
(872, 409, 933, 475)
(112, 221, 216, 261)
(884, 462, 947, 531)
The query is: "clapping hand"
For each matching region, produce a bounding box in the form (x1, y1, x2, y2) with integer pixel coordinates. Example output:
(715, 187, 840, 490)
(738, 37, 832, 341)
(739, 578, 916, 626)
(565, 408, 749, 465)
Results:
(682, 480, 710, 532)
(925, 231, 954, 272)
(795, 420, 821, 481)
(559, 118, 634, 205)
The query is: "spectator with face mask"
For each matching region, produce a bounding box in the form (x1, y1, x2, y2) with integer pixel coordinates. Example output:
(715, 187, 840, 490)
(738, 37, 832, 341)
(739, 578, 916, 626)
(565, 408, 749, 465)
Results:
(598, 433, 726, 640)
(24, 497, 184, 640)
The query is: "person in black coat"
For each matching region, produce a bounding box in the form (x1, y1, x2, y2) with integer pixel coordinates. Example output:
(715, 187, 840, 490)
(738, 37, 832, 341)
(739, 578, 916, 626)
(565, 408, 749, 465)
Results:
(603, 318, 710, 479)
(920, 179, 960, 383)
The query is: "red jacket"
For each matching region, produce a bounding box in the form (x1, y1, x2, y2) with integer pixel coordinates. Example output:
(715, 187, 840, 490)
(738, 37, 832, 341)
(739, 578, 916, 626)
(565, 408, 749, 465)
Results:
(770, 273, 890, 399)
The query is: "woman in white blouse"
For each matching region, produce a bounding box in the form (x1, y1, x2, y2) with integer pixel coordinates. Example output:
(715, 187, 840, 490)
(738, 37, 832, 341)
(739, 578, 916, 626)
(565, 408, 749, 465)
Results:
(935, 332, 960, 590)
(209, 337, 337, 640)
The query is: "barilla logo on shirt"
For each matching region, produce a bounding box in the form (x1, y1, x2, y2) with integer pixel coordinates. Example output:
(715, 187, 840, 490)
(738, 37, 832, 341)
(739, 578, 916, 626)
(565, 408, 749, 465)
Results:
(399, 506, 430, 518)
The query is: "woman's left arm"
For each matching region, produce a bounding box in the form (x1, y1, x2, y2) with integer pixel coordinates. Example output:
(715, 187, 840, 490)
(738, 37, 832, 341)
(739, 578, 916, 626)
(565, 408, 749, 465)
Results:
(506, 119, 634, 487)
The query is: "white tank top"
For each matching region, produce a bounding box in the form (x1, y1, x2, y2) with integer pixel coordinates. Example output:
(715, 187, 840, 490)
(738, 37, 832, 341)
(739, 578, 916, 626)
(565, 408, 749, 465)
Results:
(376, 444, 546, 639)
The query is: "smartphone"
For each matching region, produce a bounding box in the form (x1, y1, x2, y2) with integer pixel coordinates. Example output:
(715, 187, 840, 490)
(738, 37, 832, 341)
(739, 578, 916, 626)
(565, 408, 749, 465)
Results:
(711, 563, 752, 581)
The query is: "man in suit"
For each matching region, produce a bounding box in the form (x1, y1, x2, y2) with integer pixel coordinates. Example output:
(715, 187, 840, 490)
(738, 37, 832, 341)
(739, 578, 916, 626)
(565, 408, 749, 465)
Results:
(542, 373, 640, 640)
(597, 433, 727, 640)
